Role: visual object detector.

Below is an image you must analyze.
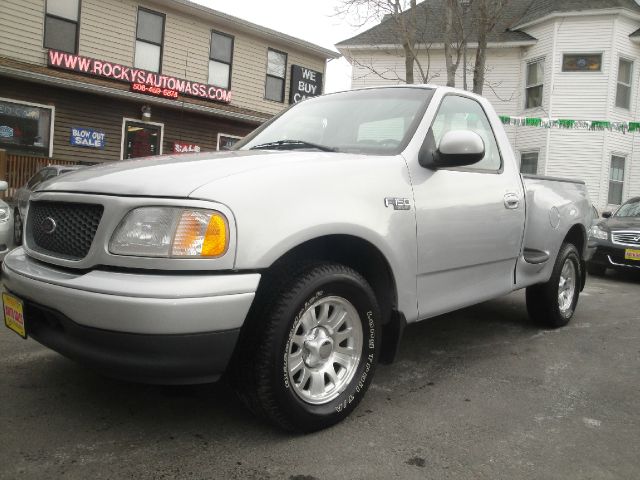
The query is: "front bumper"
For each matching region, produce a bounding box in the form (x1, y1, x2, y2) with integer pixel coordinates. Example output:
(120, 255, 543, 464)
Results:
(587, 242, 640, 270)
(2, 248, 260, 383)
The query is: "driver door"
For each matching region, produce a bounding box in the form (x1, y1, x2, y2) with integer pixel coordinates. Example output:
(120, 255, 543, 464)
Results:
(408, 94, 525, 319)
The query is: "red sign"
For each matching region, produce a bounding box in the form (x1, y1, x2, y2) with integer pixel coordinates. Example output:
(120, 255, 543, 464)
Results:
(173, 142, 201, 153)
(131, 83, 178, 99)
(48, 50, 232, 104)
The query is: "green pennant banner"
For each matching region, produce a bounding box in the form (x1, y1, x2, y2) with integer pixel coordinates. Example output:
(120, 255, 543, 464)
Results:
(499, 116, 639, 134)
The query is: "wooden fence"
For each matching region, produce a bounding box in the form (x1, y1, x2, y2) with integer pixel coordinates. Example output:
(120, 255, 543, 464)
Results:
(0, 150, 80, 200)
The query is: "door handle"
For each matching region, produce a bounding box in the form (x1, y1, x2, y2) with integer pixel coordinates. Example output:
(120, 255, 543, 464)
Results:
(504, 193, 520, 209)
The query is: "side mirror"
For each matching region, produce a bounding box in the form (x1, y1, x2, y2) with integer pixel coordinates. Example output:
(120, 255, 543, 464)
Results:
(602, 211, 612, 218)
(0, 181, 7, 192)
(419, 130, 485, 169)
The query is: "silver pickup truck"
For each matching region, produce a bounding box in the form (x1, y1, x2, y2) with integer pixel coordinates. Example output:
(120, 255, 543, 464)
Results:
(2, 85, 592, 432)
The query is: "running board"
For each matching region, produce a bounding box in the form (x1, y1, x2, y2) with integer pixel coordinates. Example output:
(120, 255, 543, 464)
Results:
(523, 248, 550, 265)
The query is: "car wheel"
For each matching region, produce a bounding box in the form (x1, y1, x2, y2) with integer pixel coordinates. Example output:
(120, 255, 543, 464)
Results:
(232, 262, 380, 432)
(526, 243, 582, 328)
(587, 263, 606, 276)
(13, 209, 22, 246)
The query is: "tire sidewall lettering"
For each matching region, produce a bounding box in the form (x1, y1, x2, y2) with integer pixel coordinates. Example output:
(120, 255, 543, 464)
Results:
(278, 279, 379, 418)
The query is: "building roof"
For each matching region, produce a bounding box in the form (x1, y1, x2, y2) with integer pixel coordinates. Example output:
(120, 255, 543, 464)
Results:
(631, 27, 640, 37)
(337, 0, 640, 49)
(514, 0, 640, 28)
(158, 0, 340, 59)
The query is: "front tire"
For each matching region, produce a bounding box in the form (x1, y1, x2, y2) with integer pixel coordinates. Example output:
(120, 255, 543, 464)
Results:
(526, 243, 582, 328)
(232, 263, 381, 432)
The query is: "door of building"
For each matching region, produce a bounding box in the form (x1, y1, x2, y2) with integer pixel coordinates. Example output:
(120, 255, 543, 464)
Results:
(123, 120, 163, 159)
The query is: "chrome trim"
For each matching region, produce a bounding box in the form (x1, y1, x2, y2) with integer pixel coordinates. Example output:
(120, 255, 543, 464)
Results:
(611, 230, 640, 247)
(24, 191, 237, 271)
(607, 255, 640, 269)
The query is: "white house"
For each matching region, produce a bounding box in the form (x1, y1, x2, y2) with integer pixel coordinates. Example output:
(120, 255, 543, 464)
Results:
(337, 0, 640, 211)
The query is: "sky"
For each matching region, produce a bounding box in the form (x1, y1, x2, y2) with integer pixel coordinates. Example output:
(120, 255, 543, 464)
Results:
(192, 0, 377, 92)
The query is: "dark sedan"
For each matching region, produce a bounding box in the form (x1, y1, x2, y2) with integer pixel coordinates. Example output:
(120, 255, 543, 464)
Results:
(587, 196, 640, 275)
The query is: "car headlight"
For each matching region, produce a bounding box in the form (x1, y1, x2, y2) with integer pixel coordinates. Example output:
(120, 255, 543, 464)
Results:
(589, 225, 608, 241)
(109, 207, 228, 258)
(0, 206, 9, 223)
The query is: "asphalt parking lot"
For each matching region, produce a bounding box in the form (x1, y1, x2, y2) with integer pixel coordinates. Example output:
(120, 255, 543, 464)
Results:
(1, 271, 639, 480)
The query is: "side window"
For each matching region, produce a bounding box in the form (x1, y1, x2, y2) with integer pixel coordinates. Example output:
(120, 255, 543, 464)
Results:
(265, 48, 287, 102)
(431, 95, 502, 171)
(209, 31, 234, 89)
(134, 8, 165, 73)
(44, 0, 80, 54)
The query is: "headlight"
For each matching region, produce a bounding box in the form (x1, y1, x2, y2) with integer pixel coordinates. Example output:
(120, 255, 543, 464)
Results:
(110, 207, 228, 258)
(0, 206, 9, 223)
(589, 225, 608, 241)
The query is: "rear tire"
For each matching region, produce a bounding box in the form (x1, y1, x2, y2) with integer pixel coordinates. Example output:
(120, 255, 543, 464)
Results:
(526, 243, 582, 328)
(231, 262, 380, 432)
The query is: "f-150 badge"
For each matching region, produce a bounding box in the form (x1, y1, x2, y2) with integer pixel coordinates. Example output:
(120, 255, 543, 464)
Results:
(384, 197, 411, 210)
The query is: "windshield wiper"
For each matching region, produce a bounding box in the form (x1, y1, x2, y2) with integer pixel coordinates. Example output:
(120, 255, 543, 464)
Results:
(249, 140, 337, 152)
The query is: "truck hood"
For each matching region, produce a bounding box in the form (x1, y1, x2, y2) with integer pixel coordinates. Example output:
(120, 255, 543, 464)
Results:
(38, 150, 339, 198)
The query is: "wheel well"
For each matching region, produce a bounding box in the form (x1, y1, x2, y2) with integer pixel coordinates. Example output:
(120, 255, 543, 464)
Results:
(563, 224, 587, 290)
(265, 235, 398, 325)
(564, 224, 586, 256)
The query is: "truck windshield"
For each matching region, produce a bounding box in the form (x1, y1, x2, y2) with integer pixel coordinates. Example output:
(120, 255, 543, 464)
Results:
(236, 87, 434, 155)
(615, 198, 640, 217)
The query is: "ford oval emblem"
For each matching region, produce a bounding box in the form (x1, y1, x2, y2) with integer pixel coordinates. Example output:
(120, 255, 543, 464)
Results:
(40, 217, 57, 235)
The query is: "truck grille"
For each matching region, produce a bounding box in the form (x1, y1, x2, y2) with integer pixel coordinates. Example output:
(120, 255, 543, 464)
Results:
(611, 231, 640, 247)
(26, 201, 104, 260)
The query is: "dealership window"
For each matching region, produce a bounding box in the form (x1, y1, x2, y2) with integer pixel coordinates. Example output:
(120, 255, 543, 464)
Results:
(134, 8, 165, 73)
(562, 54, 602, 72)
(525, 60, 544, 109)
(0, 98, 54, 157)
(209, 31, 234, 89)
(519, 151, 539, 175)
(616, 58, 633, 109)
(44, 0, 80, 54)
(265, 48, 287, 102)
(122, 119, 163, 159)
(217, 133, 242, 150)
(608, 155, 625, 205)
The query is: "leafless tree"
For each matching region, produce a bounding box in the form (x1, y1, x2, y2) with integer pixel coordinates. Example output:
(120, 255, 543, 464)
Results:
(336, 0, 430, 84)
(337, 0, 511, 94)
(471, 0, 509, 95)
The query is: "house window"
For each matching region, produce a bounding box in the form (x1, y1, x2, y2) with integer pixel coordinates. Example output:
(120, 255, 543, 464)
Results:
(525, 60, 543, 109)
(520, 151, 538, 175)
(562, 54, 602, 72)
(134, 8, 165, 73)
(209, 31, 233, 89)
(44, 0, 80, 54)
(616, 58, 633, 109)
(265, 48, 287, 102)
(608, 155, 625, 205)
(0, 98, 54, 157)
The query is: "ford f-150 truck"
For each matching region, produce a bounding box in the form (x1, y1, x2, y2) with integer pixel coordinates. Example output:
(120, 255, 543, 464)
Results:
(2, 86, 592, 432)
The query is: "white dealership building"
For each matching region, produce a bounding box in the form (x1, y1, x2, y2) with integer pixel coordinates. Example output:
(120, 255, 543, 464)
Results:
(337, 0, 640, 211)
